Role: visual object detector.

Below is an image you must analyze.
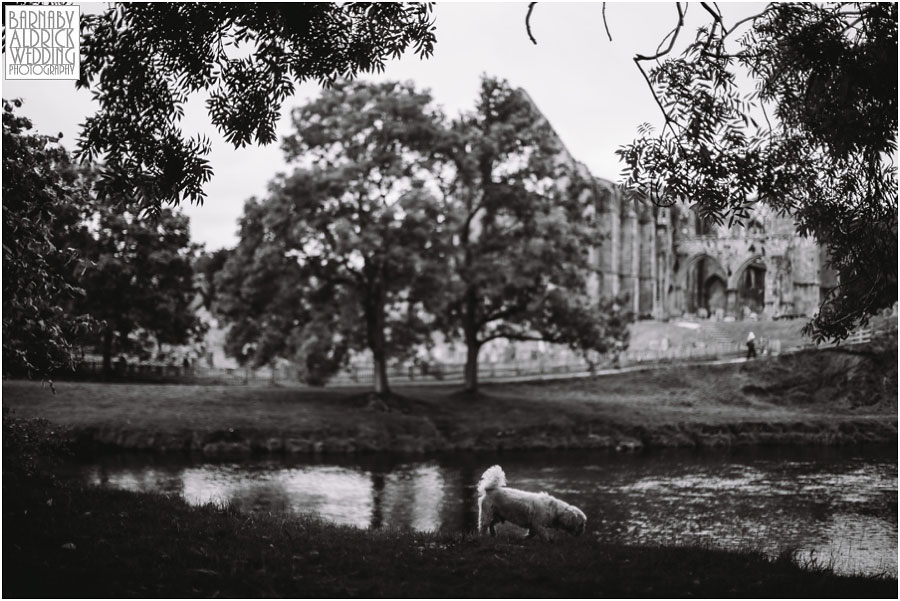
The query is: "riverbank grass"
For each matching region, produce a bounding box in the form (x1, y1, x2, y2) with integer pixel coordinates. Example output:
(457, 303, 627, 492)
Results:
(2, 338, 897, 454)
(4, 480, 896, 598)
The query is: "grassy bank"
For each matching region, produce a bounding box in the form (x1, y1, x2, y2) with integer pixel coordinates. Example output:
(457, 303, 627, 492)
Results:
(3, 339, 896, 455)
(3, 360, 896, 599)
(4, 479, 896, 598)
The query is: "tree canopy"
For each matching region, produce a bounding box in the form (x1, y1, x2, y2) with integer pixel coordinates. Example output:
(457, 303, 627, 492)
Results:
(69, 191, 204, 378)
(3, 101, 203, 379)
(213, 197, 349, 385)
(217, 81, 447, 393)
(428, 77, 631, 392)
(76, 3, 436, 210)
(215, 78, 630, 394)
(2, 100, 95, 378)
(194, 247, 231, 311)
(558, 2, 898, 341)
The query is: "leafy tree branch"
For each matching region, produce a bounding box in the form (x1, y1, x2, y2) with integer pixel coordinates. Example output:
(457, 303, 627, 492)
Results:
(76, 3, 437, 209)
(528, 2, 897, 341)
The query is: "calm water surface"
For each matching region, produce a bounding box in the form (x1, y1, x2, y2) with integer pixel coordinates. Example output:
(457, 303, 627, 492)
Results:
(68, 446, 897, 577)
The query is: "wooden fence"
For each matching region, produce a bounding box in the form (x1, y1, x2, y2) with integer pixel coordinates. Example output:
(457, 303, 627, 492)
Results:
(73, 360, 282, 385)
(326, 357, 598, 387)
(68, 324, 890, 387)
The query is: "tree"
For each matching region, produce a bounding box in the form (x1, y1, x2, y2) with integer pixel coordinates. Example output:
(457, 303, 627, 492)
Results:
(194, 247, 232, 311)
(2, 99, 95, 378)
(217, 81, 446, 394)
(213, 198, 351, 386)
(76, 3, 437, 209)
(72, 194, 205, 378)
(428, 77, 631, 393)
(526, 2, 897, 342)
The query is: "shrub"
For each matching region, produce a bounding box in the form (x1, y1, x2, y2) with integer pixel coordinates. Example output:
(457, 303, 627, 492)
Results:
(2, 406, 71, 484)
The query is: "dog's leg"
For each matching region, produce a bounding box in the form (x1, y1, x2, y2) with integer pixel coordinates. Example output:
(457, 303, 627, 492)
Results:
(479, 499, 496, 536)
(477, 502, 485, 534)
(480, 519, 494, 537)
(488, 510, 504, 537)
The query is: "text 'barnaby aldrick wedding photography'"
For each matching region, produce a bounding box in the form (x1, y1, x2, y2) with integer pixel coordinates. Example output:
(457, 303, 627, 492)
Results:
(4, 5, 80, 79)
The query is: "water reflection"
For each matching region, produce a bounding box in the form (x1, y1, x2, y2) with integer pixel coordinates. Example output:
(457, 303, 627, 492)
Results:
(799, 514, 898, 577)
(76, 446, 897, 577)
(87, 462, 448, 530)
(379, 465, 446, 531)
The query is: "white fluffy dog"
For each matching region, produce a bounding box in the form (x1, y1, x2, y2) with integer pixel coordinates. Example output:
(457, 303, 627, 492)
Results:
(477, 465, 586, 540)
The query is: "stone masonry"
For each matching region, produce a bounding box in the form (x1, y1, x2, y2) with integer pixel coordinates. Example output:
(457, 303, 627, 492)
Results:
(522, 87, 835, 323)
(588, 186, 834, 321)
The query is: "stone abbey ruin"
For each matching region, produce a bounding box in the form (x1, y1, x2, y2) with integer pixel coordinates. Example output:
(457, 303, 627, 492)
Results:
(419, 94, 837, 369)
(584, 177, 834, 322)
(533, 92, 835, 324)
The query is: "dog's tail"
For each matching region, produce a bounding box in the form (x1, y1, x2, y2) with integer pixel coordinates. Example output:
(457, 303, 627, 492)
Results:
(477, 465, 507, 496)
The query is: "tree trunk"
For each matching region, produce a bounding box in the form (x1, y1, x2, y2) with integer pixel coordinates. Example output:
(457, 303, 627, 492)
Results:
(463, 287, 480, 394)
(365, 280, 391, 398)
(372, 350, 390, 396)
(102, 326, 114, 380)
(464, 336, 481, 394)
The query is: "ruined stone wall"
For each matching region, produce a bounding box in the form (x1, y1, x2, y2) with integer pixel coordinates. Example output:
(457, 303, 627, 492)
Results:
(654, 209, 676, 319)
(595, 180, 620, 296)
(516, 88, 827, 323)
(589, 182, 828, 321)
(619, 203, 637, 311)
(638, 206, 656, 317)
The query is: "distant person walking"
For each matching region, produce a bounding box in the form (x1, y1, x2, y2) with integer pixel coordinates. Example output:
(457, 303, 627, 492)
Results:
(746, 331, 757, 359)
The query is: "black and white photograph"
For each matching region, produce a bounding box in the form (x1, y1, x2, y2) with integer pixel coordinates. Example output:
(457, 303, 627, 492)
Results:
(2, 2, 897, 597)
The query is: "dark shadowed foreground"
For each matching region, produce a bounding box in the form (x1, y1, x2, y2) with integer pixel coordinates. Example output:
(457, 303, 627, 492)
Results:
(3, 483, 897, 598)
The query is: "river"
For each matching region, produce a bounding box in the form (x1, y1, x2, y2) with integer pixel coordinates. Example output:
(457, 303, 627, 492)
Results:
(65, 445, 897, 577)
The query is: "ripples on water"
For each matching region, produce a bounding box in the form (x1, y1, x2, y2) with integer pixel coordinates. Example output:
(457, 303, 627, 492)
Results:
(72, 446, 897, 577)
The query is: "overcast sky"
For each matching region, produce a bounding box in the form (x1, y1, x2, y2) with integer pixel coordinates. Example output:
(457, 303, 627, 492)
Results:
(2, 2, 765, 251)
